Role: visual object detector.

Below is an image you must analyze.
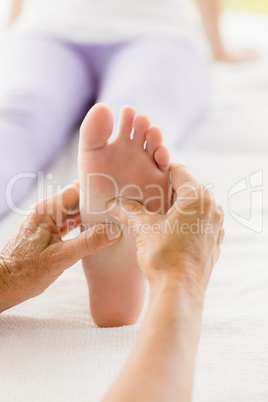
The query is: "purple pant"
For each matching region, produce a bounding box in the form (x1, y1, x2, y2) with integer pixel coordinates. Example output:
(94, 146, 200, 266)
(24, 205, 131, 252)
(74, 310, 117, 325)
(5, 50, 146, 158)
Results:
(0, 34, 210, 218)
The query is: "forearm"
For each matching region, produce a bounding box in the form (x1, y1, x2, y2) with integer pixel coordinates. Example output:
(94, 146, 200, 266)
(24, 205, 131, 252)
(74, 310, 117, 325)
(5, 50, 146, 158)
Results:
(196, 0, 225, 59)
(6, 0, 24, 27)
(103, 276, 203, 402)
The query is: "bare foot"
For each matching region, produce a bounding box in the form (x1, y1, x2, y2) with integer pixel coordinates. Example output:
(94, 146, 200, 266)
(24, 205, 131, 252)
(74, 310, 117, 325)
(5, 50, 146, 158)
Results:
(79, 103, 171, 327)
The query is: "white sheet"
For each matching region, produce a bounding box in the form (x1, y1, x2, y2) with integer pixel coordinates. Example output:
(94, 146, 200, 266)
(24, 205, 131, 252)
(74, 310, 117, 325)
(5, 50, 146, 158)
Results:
(1, 12, 268, 402)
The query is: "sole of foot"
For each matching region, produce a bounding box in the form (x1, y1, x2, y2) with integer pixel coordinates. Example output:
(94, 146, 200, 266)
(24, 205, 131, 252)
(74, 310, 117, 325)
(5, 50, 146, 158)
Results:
(79, 103, 171, 327)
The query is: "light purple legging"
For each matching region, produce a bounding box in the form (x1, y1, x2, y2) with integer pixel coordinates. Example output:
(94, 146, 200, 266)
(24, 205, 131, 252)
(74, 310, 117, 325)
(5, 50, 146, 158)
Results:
(0, 34, 210, 218)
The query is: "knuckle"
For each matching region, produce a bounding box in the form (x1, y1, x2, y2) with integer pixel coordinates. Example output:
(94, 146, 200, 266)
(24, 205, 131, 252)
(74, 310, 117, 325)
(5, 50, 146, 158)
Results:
(204, 189, 214, 206)
(26, 208, 43, 228)
(217, 205, 225, 219)
(202, 188, 215, 212)
(31, 200, 50, 220)
(28, 205, 52, 228)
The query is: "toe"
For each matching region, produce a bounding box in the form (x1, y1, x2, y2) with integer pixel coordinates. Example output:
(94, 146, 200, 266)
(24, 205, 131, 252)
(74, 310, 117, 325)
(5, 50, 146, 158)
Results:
(133, 114, 151, 146)
(154, 145, 170, 172)
(116, 105, 136, 139)
(145, 126, 163, 157)
(80, 103, 113, 151)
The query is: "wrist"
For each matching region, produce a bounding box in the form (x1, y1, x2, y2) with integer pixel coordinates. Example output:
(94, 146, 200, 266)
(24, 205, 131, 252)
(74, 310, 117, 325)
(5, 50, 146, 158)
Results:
(212, 45, 228, 61)
(149, 273, 204, 315)
(0, 254, 19, 313)
(0, 256, 10, 312)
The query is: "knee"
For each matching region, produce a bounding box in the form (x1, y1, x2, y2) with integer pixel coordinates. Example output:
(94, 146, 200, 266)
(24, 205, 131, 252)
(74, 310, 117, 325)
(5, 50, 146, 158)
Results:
(0, 91, 44, 133)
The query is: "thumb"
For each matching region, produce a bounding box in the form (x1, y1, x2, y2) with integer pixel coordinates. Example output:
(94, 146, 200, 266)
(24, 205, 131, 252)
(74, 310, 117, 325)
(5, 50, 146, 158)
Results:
(108, 198, 147, 229)
(54, 223, 122, 268)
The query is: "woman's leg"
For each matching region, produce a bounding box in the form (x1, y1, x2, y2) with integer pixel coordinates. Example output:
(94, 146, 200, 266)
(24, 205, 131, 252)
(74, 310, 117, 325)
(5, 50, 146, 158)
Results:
(97, 38, 211, 149)
(0, 34, 94, 218)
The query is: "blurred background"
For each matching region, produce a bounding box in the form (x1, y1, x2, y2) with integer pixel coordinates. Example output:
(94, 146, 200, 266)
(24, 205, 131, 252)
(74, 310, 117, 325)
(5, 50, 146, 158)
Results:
(1, 0, 268, 28)
(1, 1, 268, 53)
(225, 0, 268, 13)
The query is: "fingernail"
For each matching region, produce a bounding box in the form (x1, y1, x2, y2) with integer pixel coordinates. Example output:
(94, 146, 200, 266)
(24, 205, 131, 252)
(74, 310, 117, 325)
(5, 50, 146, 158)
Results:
(106, 224, 121, 241)
(108, 200, 119, 219)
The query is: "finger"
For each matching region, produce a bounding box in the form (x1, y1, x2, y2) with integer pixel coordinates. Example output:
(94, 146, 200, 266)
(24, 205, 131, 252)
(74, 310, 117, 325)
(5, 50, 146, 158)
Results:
(169, 164, 199, 192)
(213, 205, 225, 236)
(37, 182, 80, 224)
(213, 247, 221, 266)
(52, 223, 122, 268)
(51, 181, 80, 216)
(214, 228, 224, 266)
(59, 213, 81, 237)
(107, 198, 149, 229)
(217, 205, 225, 227)
(218, 228, 225, 245)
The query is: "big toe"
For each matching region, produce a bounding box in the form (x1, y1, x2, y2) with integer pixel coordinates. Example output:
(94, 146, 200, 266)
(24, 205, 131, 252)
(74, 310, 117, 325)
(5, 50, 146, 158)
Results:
(80, 103, 113, 152)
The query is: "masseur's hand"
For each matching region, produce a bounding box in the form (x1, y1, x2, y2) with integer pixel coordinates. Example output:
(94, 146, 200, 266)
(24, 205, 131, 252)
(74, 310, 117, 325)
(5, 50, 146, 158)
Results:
(215, 48, 259, 64)
(108, 164, 224, 299)
(0, 183, 121, 312)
